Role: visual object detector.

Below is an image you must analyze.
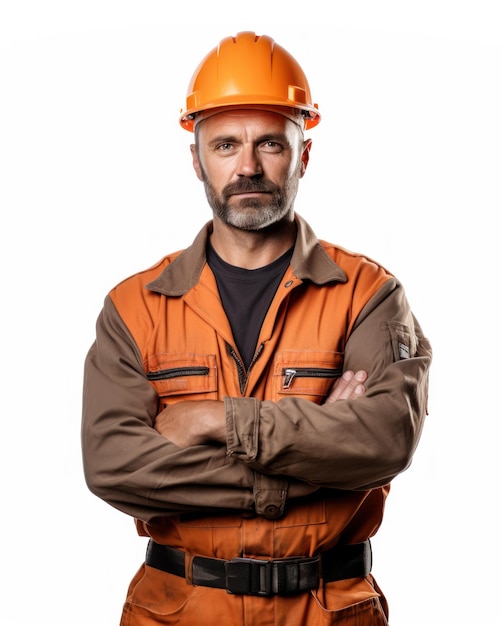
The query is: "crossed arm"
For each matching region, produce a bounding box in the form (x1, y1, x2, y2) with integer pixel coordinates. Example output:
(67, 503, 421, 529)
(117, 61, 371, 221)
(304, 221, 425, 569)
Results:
(154, 370, 368, 448)
(83, 279, 431, 521)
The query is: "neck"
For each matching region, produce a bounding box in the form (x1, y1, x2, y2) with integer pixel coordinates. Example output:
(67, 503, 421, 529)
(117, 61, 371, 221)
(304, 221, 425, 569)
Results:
(210, 216, 296, 269)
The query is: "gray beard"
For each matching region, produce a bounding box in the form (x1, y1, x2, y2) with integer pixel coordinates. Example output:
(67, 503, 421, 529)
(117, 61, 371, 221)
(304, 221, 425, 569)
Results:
(201, 172, 300, 232)
(210, 196, 289, 231)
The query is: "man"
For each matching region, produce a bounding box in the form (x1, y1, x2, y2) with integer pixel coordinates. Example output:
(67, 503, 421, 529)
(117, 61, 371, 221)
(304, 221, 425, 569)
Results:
(82, 31, 432, 626)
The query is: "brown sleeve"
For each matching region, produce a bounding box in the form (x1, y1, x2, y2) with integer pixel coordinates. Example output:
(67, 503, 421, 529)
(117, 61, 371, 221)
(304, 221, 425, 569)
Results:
(225, 280, 432, 490)
(81, 295, 260, 523)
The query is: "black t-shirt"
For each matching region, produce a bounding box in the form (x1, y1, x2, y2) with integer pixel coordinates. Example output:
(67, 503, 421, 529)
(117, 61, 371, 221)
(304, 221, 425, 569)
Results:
(206, 242, 293, 371)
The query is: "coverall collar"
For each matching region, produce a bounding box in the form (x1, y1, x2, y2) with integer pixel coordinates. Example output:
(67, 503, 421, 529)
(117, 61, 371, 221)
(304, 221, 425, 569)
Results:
(146, 214, 347, 297)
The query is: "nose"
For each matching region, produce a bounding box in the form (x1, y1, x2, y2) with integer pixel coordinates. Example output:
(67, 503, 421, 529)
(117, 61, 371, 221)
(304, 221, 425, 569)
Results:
(236, 145, 262, 177)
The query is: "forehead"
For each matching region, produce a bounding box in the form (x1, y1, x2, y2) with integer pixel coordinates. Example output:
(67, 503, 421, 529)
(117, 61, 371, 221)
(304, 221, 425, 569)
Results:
(196, 109, 299, 141)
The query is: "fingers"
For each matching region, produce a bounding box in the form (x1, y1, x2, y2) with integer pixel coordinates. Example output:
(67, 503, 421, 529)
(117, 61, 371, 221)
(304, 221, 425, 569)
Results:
(324, 370, 367, 404)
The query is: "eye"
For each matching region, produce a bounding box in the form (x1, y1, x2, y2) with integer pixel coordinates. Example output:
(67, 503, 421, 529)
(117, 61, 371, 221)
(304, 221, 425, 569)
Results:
(215, 142, 235, 153)
(260, 141, 283, 153)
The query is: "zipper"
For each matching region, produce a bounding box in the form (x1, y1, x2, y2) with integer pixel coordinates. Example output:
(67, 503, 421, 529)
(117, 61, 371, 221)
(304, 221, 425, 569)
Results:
(229, 343, 264, 395)
(229, 347, 246, 394)
(282, 367, 342, 390)
(146, 366, 209, 381)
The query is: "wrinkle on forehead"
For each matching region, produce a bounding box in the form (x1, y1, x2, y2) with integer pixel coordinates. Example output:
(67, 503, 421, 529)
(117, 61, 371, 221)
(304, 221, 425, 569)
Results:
(195, 109, 304, 145)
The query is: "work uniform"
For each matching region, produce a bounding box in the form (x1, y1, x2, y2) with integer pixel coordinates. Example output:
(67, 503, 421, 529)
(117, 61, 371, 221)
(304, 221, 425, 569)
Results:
(82, 214, 431, 625)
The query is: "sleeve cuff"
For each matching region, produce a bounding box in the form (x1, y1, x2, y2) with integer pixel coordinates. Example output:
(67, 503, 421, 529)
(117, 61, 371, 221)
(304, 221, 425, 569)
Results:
(225, 396, 260, 461)
(225, 396, 288, 519)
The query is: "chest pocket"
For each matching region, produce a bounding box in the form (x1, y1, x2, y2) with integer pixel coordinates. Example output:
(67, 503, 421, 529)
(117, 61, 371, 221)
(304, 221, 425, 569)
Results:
(272, 350, 344, 403)
(145, 353, 218, 406)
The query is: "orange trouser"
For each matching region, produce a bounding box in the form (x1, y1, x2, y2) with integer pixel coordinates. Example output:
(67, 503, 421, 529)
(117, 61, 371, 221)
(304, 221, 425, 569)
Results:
(119, 561, 389, 626)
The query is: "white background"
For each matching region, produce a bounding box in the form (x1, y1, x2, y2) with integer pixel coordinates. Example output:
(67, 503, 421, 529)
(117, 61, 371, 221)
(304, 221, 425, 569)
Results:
(1, 1, 500, 624)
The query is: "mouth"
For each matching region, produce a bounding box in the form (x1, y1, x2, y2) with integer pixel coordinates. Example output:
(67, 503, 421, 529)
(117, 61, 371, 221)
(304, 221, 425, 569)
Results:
(231, 191, 271, 198)
(224, 180, 276, 198)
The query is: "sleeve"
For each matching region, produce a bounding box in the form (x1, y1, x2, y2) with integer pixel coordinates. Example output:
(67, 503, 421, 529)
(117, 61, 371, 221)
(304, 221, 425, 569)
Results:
(225, 279, 432, 491)
(81, 295, 263, 523)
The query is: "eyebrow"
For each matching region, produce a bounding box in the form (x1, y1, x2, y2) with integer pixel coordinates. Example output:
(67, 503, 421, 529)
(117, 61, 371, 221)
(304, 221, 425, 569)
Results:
(207, 132, 290, 146)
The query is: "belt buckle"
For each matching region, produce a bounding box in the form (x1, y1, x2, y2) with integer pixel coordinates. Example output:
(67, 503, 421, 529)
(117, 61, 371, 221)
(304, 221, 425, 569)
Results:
(225, 557, 272, 596)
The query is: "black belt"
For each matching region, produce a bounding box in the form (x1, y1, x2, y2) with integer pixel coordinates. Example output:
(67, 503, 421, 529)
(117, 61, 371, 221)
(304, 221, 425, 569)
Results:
(145, 539, 371, 596)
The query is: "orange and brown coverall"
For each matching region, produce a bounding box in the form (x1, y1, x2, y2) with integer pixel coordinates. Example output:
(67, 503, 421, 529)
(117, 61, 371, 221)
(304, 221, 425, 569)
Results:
(82, 214, 432, 625)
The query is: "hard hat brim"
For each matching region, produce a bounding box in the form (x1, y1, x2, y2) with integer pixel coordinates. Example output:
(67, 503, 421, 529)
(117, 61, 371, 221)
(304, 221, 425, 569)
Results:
(181, 103, 320, 132)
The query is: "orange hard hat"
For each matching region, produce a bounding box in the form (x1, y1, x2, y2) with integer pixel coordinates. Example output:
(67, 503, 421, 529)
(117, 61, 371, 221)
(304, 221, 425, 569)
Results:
(179, 32, 320, 132)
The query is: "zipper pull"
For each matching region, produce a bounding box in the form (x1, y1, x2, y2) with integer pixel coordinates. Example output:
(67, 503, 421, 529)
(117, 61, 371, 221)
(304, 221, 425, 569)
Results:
(283, 368, 297, 389)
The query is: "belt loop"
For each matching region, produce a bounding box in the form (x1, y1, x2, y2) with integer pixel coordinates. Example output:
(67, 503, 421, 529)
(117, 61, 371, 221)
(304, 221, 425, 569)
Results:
(185, 553, 194, 586)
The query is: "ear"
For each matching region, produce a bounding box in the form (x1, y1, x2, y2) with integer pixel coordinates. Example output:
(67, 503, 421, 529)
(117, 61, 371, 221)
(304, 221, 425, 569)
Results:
(190, 144, 204, 181)
(299, 138, 312, 178)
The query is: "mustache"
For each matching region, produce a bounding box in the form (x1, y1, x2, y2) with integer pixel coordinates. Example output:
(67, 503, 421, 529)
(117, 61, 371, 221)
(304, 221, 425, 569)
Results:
(222, 179, 279, 197)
